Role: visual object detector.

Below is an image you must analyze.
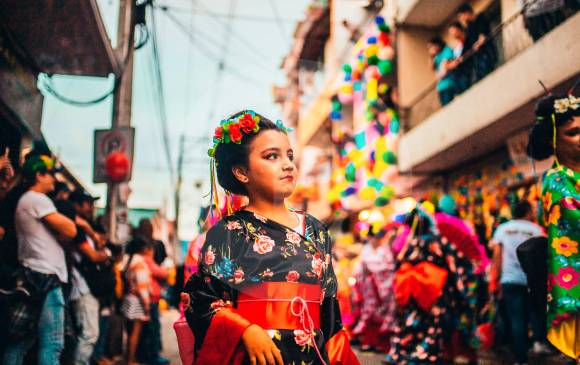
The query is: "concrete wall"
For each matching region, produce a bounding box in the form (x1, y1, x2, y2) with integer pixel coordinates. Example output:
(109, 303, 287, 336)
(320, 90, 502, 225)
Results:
(396, 27, 436, 107)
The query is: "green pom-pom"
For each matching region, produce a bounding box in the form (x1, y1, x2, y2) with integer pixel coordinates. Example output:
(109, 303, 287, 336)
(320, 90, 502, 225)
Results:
(345, 163, 356, 182)
(380, 186, 395, 200)
(382, 151, 397, 164)
(342, 64, 352, 73)
(365, 110, 375, 121)
(378, 60, 392, 75)
(367, 55, 379, 65)
(374, 197, 389, 206)
(378, 24, 390, 33)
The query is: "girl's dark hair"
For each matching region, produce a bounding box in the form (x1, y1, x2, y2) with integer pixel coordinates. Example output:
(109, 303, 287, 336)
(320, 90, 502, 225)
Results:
(404, 209, 433, 237)
(526, 95, 580, 160)
(214, 111, 286, 195)
(429, 36, 446, 50)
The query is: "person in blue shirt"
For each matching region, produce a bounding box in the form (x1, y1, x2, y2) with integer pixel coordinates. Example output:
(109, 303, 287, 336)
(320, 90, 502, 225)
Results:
(428, 37, 457, 106)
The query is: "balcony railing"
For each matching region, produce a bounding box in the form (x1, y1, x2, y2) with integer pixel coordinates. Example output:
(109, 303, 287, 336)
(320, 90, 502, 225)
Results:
(402, 2, 578, 130)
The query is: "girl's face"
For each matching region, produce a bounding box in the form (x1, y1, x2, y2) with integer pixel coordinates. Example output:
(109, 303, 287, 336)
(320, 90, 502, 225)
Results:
(556, 116, 580, 164)
(237, 130, 297, 202)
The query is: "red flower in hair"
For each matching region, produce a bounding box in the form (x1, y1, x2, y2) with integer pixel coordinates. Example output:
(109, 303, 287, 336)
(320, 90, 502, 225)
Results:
(229, 123, 243, 143)
(214, 126, 223, 141)
(239, 114, 256, 133)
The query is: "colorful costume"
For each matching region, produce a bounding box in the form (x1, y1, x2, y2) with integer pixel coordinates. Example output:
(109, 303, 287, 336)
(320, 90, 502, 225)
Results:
(351, 243, 396, 351)
(540, 163, 580, 359)
(385, 231, 477, 364)
(184, 210, 359, 365)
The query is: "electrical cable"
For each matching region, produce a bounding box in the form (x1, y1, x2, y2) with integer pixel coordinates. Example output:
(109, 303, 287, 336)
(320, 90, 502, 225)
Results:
(268, 0, 287, 42)
(207, 0, 237, 121)
(150, 5, 176, 186)
(156, 3, 300, 23)
(38, 22, 148, 107)
(179, 1, 275, 64)
(158, 5, 273, 72)
(159, 9, 268, 87)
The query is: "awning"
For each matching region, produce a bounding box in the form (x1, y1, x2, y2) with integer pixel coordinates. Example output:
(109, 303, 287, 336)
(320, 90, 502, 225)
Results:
(0, 0, 119, 77)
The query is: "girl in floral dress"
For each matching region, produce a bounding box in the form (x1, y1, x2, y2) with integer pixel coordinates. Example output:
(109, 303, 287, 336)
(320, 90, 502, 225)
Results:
(384, 209, 477, 364)
(182, 111, 360, 365)
(527, 94, 580, 361)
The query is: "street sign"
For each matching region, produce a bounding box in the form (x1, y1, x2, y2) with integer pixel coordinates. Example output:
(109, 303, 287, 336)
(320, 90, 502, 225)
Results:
(93, 127, 135, 183)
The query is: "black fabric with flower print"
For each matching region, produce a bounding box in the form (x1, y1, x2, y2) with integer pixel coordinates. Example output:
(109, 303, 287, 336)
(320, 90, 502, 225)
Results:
(184, 211, 343, 364)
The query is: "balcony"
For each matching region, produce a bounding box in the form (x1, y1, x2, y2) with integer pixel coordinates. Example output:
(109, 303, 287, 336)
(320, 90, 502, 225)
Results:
(397, 9, 580, 174)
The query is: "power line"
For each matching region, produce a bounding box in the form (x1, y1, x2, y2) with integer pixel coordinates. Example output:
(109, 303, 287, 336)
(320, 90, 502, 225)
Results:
(156, 3, 300, 23)
(158, 6, 273, 72)
(268, 0, 287, 41)
(183, 1, 276, 64)
(158, 8, 269, 87)
(181, 0, 197, 133)
(40, 73, 115, 106)
(208, 0, 237, 121)
(150, 5, 176, 186)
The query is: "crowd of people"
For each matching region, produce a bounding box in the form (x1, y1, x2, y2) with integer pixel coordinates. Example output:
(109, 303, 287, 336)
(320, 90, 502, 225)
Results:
(339, 92, 580, 364)
(428, 4, 497, 107)
(0, 151, 174, 365)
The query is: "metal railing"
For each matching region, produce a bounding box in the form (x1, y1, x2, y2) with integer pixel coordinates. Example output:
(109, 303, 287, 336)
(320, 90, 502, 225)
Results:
(402, 2, 577, 130)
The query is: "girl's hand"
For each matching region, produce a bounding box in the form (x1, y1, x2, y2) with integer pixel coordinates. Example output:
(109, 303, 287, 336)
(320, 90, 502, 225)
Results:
(242, 324, 284, 365)
(180, 292, 191, 310)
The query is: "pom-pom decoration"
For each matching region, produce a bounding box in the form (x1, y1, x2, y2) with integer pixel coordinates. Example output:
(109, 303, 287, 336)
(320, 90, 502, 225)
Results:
(327, 15, 401, 208)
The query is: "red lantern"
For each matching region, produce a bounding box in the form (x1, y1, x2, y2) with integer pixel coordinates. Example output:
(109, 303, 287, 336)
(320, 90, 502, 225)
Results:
(105, 151, 130, 182)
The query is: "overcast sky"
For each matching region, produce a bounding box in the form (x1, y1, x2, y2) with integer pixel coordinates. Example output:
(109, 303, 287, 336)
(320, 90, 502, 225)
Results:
(40, 0, 310, 240)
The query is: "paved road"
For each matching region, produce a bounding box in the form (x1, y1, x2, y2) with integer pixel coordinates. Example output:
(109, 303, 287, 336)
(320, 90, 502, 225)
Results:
(160, 309, 386, 365)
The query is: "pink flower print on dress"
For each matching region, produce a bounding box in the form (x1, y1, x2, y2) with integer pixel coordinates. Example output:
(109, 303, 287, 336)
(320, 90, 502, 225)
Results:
(286, 231, 301, 245)
(233, 268, 245, 284)
(253, 235, 275, 254)
(253, 213, 268, 223)
(293, 330, 313, 347)
(286, 271, 300, 282)
(226, 221, 242, 230)
(311, 252, 324, 279)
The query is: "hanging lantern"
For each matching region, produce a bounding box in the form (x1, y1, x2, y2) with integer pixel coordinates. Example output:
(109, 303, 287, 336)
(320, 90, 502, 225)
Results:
(105, 151, 130, 182)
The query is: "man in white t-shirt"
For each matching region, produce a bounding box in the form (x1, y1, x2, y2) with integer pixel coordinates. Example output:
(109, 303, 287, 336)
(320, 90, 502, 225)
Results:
(490, 201, 548, 365)
(3, 155, 76, 365)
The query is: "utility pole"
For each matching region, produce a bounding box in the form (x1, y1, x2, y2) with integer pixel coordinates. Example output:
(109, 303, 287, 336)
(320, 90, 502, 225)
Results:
(174, 134, 185, 245)
(107, 0, 136, 243)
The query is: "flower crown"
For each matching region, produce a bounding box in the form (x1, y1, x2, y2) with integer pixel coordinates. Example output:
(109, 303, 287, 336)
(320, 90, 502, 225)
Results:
(207, 110, 293, 157)
(554, 95, 580, 114)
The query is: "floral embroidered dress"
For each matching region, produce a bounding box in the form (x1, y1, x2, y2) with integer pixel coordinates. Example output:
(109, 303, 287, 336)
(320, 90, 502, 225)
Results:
(351, 243, 396, 351)
(384, 233, 477, 364)
(183, 210, 359, 365)
(539, 164, 580, 359)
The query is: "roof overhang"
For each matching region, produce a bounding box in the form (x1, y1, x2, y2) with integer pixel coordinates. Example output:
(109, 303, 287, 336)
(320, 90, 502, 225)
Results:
(0, 0, 119, 77)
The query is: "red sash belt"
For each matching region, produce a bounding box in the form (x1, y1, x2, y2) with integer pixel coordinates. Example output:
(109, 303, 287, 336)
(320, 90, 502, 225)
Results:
(394, 262, 448, 312)
(237, 282, 322, 330)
